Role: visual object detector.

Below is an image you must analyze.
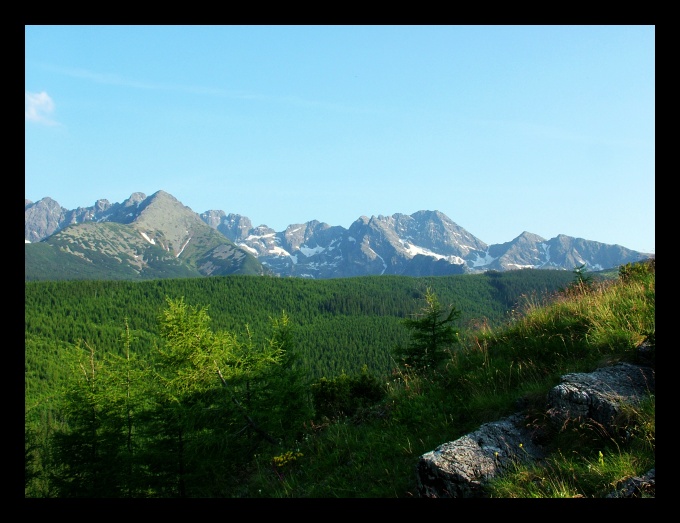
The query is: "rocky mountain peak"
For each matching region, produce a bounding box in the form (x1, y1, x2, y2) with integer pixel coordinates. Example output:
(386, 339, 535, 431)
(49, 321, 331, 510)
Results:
(122, 192, 146, 207)
(89, 199, 111, 213)
(25, 191, 653, 280)
(25, 191, 267, 279)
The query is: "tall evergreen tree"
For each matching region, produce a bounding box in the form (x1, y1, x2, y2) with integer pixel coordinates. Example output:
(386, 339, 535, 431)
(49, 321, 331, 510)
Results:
(139, 297, 289, 497)
(395, 287, 461, 372)
(256, 312, 314, 444)
(139, 297, 227, 497)
(48, 342, 132, 497)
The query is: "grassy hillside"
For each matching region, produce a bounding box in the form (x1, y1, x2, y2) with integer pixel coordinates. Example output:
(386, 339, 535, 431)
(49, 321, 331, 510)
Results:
(25, 240, 202, 281)
(25, 263, 652, 498)
(242, 259, 655, 498)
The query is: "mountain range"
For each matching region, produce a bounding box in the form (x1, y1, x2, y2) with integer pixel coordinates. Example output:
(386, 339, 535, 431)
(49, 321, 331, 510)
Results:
(25, 190, 653, 281)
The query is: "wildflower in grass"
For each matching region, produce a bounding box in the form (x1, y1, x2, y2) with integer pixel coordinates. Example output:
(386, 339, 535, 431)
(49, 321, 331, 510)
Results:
(272, 450, 304, 468)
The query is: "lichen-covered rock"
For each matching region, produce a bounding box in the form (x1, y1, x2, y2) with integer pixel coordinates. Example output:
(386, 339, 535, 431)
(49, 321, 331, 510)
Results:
(416, 414, 546, 498)
(416, 360, 655, 498)
(546, 363, 655, 432)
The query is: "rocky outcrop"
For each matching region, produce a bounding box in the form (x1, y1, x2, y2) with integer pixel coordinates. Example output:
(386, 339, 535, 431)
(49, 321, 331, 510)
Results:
(416, 349, 655, 498)
(605, 468, 655, 498)
(546, 362, 655, 433)
(416, 413, 547, 498)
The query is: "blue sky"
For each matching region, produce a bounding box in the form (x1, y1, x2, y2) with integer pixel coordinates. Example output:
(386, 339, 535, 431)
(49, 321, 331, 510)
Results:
(25, 25, 655, 253)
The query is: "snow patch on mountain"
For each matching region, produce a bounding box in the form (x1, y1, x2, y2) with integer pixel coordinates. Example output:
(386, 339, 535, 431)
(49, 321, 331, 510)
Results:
(300, 245, 325, 257)
(238, 243, 258, 255)
(246, 232, 275, 241)
(268, 245, 291, 257)
(140, 232, 156, 245)
(468, 251, 496, 268)
(398, 239, 464, 264)
(177, 237, 191, 257)
(507, 263, 539, 270)
(540, 243, 551, 261)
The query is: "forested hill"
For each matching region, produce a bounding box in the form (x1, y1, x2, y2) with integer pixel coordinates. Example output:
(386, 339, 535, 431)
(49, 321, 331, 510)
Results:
(26, 270, 581, 400)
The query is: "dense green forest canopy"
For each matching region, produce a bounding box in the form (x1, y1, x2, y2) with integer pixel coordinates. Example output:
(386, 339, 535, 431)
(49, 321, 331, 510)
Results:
(26, 270, 579, 403)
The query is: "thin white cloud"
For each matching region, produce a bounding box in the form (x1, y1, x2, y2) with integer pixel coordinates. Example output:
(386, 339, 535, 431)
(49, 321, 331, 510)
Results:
(44, 64, 372, 114)
(25, 91, 57, 125)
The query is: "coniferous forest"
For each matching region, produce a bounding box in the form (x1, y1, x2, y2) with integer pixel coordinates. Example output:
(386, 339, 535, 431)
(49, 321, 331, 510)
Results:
(26, 271, 578, 387)
(26, 269, 613, 497)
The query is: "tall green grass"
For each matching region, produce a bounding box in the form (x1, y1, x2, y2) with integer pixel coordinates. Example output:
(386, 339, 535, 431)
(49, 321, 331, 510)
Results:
(243, 259, 655, 497)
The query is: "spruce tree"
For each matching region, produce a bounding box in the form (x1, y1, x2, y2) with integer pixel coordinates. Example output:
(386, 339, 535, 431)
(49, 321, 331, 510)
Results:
(395, 287, 461, 372)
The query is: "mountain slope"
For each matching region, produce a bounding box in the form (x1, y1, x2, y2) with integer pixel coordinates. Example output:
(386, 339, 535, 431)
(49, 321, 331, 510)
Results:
(200, 208, 649, 278)
(25, 191, 653, 281)
(25, 191, 267, 280)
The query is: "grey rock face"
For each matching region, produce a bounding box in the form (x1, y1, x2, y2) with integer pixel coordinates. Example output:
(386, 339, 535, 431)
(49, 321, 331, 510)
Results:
(416, 358, 655, 498)
(546, 362, 655, 432)
(416, 414, 546, 498)
(25, 197, 66, 243)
